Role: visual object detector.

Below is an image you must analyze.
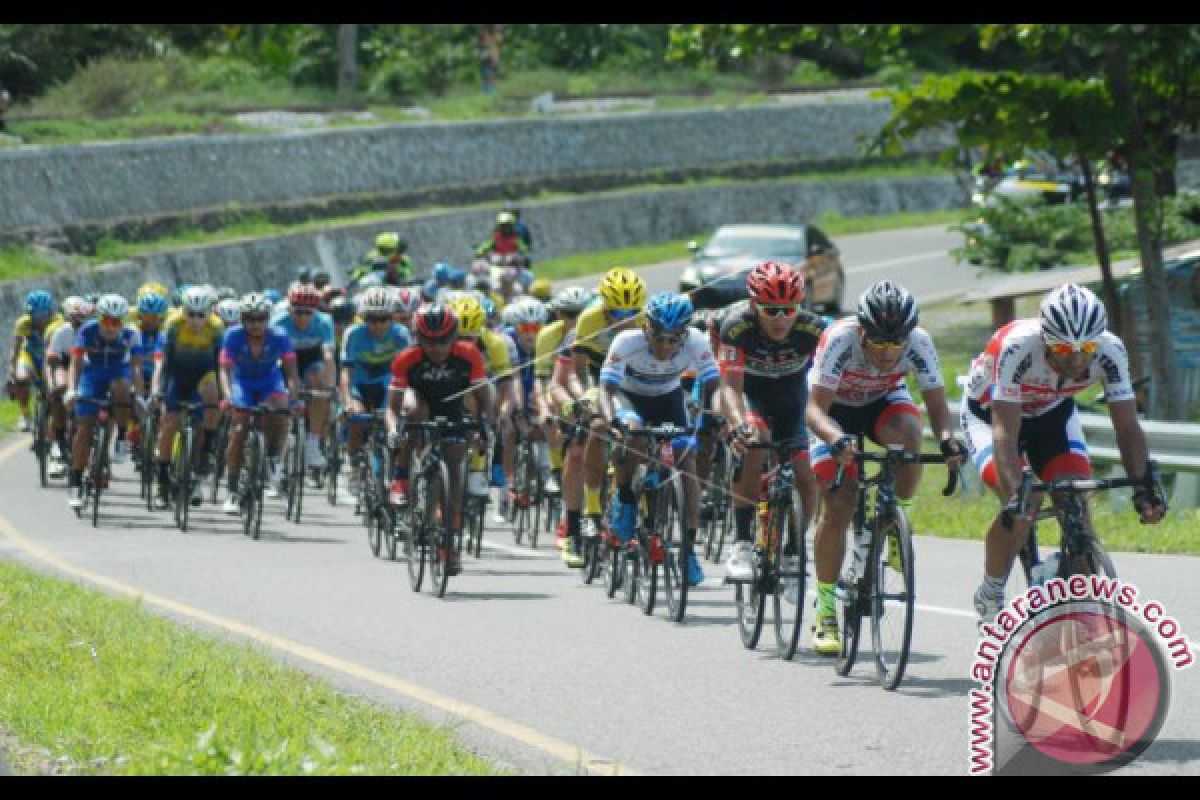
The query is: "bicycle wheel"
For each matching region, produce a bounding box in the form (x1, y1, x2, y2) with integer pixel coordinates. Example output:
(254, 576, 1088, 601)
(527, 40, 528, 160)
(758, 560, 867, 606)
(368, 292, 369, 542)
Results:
(772, 495, 806, 661)
(639, 537, 659, 616)
(91, 421, 112, 529)
(835, 540, 871, 678)
(142, 408, 159, 504)
(662, 480, 689, 623)
(325, 419, 341, 507)
(604, 536, 623, 597)
(33, 391, 48, 488)
(366, 497, 385, 558)
(405, 469, 427, 592)
(209, 415, 228, 505)
(582, 530, 601, 585)
(242, 433, 262, 539)
(871, 508, 915, 690)
(173, 426, 193, 533)
(470, 499, 484, 559)
(286, 419, 306, 522)
(428, 461, 452, 598)
(384, 506, 399, 561)
(735, 575, 766, 650)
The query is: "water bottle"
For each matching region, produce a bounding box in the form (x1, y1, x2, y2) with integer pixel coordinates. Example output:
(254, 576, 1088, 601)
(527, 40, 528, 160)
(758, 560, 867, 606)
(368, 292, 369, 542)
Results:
(1030, 553, 1061, 587)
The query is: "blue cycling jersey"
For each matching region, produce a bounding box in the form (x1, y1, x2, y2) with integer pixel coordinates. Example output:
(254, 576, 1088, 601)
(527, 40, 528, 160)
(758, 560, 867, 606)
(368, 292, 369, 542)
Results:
(73, 320, 143, 373)
(220, 325, 295, 384)
(340, 322, 411, 387)
(270, 309, 335, 354)
(502, 324, 537, 401)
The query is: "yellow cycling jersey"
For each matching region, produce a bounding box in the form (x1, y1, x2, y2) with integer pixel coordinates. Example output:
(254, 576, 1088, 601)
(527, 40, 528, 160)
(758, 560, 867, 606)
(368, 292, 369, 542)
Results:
(158, 313, 225, 371)
(533, 319, 568, 380)
(466, 329, 513, 381)
(572, 302, 642, 380)
(13, 312, 62, 361)
(163, 308, 222, 330)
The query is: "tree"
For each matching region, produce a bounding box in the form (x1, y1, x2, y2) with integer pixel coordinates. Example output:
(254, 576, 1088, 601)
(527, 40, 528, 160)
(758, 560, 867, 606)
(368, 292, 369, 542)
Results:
(337, 24, 357, 97)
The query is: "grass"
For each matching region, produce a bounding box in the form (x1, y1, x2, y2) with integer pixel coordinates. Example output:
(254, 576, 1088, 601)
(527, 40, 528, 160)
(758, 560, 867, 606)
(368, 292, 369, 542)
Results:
(0, 401, 19, 434)
(0, 558, 502, 775)
(0, 246, 67, 282)
(907, 296, 1200, 554)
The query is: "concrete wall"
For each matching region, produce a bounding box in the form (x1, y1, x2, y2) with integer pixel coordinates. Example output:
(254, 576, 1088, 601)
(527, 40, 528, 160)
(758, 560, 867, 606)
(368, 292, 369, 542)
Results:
(0, 173, 967, 343)
(0, 101, 951, 235)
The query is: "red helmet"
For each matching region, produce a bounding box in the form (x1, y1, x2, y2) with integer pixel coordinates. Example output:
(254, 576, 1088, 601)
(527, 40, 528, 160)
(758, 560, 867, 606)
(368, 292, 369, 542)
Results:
(414, 304, 458, 340)
(746, 261, 805, 306)
(287, 282, 321, 309)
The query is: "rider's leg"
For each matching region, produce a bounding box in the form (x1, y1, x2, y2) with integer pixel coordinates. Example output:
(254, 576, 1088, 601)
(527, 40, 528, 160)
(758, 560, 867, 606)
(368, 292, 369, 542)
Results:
(873, 404, 925, 501)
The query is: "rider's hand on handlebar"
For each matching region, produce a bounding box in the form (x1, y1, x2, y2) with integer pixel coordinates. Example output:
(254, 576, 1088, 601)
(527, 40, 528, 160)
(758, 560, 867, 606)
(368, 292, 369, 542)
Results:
(729, 422, 753, 458)
(1132, 487, 1167, 525)
(939, 436, 966, 471)
(830, 434, 857, 467)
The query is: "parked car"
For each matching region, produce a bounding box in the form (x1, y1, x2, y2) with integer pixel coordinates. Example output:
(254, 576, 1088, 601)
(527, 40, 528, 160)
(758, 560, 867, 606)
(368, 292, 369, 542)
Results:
(680, 224, 845, 313)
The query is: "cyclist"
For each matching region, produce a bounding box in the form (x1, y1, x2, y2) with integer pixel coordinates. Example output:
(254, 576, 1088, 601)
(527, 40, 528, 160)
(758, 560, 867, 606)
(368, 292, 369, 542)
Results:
(340, 287, 412, 487)
(215, 298, 241, 328)
(8, 290, 60, 433)
(388, 305, 495, 576)
(64, 294, 145, 509)
(805, 280, 964, 655)
(716, 261, 826, 584)
(329, 296, 358, 373)
(219, 293, 301, 514)
(503, 202, 534, 250)
(126, 290, 170, 469)
(271, 283, 337, 474)
(596, 292, 718, 587)
(475, 211, 529, 261)
(529, 278, 553, 304)
(497, 296, 550, 524)
(364, 232, 415, 286)
(390, 286, 421, 332)
(448, 294, 516, 500)
(535, 287, 592, 507)
(44, 296, 94, 478)
(569, 268, 646, 550)
(150, 286, 225, 509)
(962, 283, 1166, 623)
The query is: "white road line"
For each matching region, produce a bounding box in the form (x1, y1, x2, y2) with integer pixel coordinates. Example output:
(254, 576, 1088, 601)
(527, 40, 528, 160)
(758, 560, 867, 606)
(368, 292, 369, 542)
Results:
(847, 250, 949, 274)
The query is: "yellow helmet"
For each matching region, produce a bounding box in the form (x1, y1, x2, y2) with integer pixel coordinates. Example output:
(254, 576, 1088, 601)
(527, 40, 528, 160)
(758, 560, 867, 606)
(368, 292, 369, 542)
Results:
(449, 294, 486, 336)
(374, 232, 400, 254)
(529, 278, 553, 302)
(137, 281, 170, 301)
(598, 267, 645, 312)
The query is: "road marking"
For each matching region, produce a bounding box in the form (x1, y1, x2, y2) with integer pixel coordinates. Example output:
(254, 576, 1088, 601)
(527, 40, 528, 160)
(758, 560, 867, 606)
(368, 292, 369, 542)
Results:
(0, 436, 636, 776)
(847, 250, 949, 274)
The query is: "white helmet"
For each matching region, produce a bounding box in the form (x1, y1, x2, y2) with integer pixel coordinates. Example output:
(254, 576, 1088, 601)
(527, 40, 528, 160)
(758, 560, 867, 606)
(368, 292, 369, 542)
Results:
(552, 286, 593, 315)
(359, 287, 392, 315)
(357, 272, 384, 289)
(182, 286, 213, 314)
(62, 296, 89, 317)
(95, 293, 128, 320)
(215, 298, 241, 326)
(503, 297, 548, 327)
(391, 286, 422, 313)
(1040, 283, 1107, 349)
(240, 292, 273, 316)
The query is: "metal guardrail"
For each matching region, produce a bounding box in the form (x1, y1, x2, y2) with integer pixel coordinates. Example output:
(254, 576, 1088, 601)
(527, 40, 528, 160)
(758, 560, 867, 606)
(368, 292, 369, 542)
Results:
(937, 397, 1200, 509)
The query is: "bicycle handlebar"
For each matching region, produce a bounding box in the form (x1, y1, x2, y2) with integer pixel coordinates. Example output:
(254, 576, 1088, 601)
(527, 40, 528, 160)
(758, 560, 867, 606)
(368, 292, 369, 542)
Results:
(1011, 460, 1161, 521)
(830, 446, 959, 497)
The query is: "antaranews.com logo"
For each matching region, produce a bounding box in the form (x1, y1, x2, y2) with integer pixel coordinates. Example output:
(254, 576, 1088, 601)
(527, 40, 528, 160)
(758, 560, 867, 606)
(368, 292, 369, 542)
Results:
(968, 575, 1195, 775)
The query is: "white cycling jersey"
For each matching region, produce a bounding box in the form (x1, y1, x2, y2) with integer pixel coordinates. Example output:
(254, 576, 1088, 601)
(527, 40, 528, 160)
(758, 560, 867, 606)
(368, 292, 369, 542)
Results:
(600, 328, 718, 397)
(808, 317, 943, 407)
(47, 322, 77, 363)
(965, 319, 1134, 417)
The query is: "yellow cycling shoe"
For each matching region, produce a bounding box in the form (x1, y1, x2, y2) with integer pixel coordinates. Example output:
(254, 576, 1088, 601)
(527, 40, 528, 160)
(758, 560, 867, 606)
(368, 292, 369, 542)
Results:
(810, 615, 841, 656)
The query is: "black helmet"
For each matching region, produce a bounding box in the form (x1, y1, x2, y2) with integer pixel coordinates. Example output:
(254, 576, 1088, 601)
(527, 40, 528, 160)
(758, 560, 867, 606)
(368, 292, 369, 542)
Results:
(312, 269, 332, 289)
(856, 280, 918, 342)
(329, 296, 357, 325)
(295, 265, 313, 284)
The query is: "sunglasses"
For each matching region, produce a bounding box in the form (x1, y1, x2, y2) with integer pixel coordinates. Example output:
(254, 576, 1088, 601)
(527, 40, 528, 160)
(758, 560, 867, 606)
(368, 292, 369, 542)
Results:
(292, 308, 314, 316)
(242, 315, 268, 323)
(648, 328, 687, 345)
(1048, 341, 1099, 356)
(516, 323, 542, 335)
(863, 335, 907, 352)
(418, 335, 454, 348)
(608, 308, 638, 321)
(757, 304, 800, 318)
(186, 311, 208, 319)
(365, 314, 392, 324)
(99, 316, 124, 327)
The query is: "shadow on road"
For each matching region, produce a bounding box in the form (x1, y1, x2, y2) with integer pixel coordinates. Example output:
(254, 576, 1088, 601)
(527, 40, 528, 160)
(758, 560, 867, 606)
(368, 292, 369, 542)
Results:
(440, 591, 555, 602)
(1129, 739, 1200, 765)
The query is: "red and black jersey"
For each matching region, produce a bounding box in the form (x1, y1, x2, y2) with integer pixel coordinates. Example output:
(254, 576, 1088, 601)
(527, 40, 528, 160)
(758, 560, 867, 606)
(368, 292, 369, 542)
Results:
(390, 341, 486, 413)
(716, 299, 825, 395)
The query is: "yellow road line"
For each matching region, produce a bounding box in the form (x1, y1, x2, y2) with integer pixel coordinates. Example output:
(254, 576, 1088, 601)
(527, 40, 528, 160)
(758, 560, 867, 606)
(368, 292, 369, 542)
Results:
(0, 435, 635, 776)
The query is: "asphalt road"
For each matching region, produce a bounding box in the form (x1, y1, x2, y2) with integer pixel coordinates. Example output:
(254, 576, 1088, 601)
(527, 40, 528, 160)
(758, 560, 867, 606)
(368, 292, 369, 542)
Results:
(1, 227, 1197, 776)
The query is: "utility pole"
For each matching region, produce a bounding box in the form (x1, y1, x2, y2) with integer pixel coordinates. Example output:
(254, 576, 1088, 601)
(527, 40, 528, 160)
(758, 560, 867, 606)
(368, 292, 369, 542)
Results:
(337, 25, 358, 98)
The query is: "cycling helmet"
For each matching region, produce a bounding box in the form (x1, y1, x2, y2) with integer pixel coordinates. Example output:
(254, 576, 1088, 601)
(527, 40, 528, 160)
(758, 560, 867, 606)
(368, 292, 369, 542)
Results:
(375, 232, 401, 254)
(25, 290, 55, 315)
(62, 296, 90, 318)
(449, 295, 486, 336)
(262, 288, 282, 305)
(312, 270, 332, 290)
(553, 286, 593, 315)
(287, 282, 321, 310)
(856, 280, 918, 342)
(137, 281, 170, 301)
(391, 286, 422, 313)
(359, 287, 392, 316)
(746, 260, 805, 306)
(356, 272, 384, 289)
(181, 286, 213, 315)
(1040, 283, 1107, 348)
(448, 267, 468, 289)
(95, 294, 128, 320)
(479, 295, 498, 326)
(432, 262, 453, 285)
(414, 304, 458, 340)
(240, 293, 273, 316)
(200, 285, 219, 310)
(137, 292, 170, 316)
(329, 296, 357, 325)
(645, 292, 694, 331)
(215, 299, 241, 326)
(598, 267, 646, 311)
(294, 266, 313, 285)
(529, 278, 553, 302)
(503, 297, 548, 328)
(421, 279, 440, 303)
(216, 286, 238, 302)
(496, 211, 516, 227)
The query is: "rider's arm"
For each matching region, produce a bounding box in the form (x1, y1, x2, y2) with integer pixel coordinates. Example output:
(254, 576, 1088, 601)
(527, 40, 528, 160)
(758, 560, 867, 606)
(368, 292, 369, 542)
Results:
(805, 384, 844, 446)
(921, 386, 958, 446)
(282, 355, 301, 397)
(1108, 398, 1152, 482)
(599, 382, 618, 425)
(8, 334, 21, 376)
(990, 399, 1025, 501)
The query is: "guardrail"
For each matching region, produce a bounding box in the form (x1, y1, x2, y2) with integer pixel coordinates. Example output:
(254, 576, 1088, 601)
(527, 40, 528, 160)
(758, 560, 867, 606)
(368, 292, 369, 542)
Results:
(935, 398, 1200, 509)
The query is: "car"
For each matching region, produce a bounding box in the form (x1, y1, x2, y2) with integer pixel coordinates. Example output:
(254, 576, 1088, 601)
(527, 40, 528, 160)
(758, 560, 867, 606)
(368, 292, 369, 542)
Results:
(679, 224, 845, 313)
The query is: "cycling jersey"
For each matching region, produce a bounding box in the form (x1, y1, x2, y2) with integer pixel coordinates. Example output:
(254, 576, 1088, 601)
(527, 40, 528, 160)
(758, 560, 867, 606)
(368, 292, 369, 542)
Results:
(46, 321, 79, 367)
(573, 302, 641, 380)
(158, 314, 223, 372)
(717, 299, 824, 392)
(500, 325, 536, 401)
(534, 320, 570, 380)
(73, 320, 143, 374)
(465, 329, 513, 382)
(600, 328, 718, 397)
(390, 341, 487, 418)
(340, 322, 412, 388)
(271, 309, 335, 376)
(808, 317, 943, 407)
(220, 326, 295, 384)
(13, 312, 61, 366)
(962, 396, 1092, 488)
(964, 318, 1134, 417)
(135, 324, 165, 386)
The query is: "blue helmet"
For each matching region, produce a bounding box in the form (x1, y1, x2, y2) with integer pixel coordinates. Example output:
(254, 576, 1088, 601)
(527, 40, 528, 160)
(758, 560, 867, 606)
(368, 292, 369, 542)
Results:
(421, 279, 440, 302)
(479, 295, 497, 324)
(433, 262, 453, 285)
(25, 290, 55, 315)
(137, 292, 169, 315)
(263, 288, 283, 305)
(448, 267, 468, 288)
(645, 292, 694, 331)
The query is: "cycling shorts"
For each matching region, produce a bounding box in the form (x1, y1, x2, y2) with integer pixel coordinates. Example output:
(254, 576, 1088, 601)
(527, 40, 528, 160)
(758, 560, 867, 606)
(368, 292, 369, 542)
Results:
(809, 387, 921, 485)
(351, 382, 388, 411)
(614, 386, 689, 430)
(164, 368, 216, 413)
(743, 380, 810, 454)
(14, 351, 42, 381)
(962, 396, 1091, 490)
(76, 366, 133, 419)
(231, 374, 288, 410)
(296, 347, 326, 382)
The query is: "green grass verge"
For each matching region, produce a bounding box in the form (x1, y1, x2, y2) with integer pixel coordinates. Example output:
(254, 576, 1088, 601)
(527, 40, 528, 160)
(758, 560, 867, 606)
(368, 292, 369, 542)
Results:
(0, 246, 66, 283)
(0, 558, 502, 775)
(0, 401, 20, 434)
